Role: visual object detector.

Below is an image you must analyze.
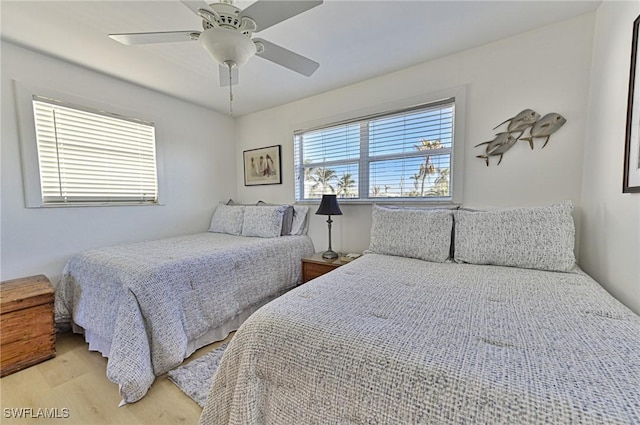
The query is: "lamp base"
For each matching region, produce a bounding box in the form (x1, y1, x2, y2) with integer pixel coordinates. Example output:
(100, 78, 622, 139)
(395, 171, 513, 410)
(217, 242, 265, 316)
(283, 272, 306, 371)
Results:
(322, 250, 339, 260)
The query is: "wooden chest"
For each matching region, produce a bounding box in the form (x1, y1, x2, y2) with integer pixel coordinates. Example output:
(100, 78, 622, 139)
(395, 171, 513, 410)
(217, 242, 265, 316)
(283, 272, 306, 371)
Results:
(1, 275, 56, 377)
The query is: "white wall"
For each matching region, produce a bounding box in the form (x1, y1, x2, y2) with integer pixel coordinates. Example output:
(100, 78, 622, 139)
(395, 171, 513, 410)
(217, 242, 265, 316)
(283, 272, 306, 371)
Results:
(5, 7, 635, 315)
(0, 41, 236, 283)
(234, 14, 595, 256)
(580, 1, 640, 315)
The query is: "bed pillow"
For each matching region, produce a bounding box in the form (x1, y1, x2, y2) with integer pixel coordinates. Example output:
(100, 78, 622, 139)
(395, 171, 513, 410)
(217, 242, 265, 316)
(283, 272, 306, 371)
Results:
(257, 201, 294, 235)
(281, 206, 294, 235)
(368, 205, 453, 262)
(241, 205, 288, 238)
(453, 201, 576, 272)
(209, 204, 245, 235)
(289, 206, 310, 236)
(227, 199, 255, 206)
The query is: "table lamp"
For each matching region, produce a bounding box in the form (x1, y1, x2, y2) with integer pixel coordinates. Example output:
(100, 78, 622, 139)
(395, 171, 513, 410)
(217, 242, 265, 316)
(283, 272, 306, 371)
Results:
(315, 194, 342, 259)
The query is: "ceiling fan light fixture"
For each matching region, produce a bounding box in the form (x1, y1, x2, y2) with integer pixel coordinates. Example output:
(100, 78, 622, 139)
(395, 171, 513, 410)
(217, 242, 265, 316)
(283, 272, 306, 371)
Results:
(199, 27, 256, 68)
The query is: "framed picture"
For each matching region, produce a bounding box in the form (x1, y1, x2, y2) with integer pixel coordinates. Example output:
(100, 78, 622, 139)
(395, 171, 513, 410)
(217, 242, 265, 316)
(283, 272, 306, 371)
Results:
(624, 15, 640, 193)
(243, 145, 282, 186)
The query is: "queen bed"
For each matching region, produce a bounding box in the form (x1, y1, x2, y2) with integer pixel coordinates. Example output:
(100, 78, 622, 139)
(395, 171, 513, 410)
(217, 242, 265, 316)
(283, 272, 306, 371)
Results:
(54, 203, 314, 404)
(199, 202, 640, 424)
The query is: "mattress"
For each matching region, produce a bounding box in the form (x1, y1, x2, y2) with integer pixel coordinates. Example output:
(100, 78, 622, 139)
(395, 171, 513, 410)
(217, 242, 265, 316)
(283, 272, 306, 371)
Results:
(199, 253, 640, 424)
(54, 232, 314, 404)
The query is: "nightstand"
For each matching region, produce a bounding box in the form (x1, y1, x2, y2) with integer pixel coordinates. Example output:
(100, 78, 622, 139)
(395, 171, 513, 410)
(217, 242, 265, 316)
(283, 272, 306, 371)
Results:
(301, 253, 356, 283)
(1, 275, 56, 377)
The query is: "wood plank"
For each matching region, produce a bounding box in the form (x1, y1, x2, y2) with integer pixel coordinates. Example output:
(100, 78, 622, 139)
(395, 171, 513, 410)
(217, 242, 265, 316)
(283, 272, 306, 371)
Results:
(1, 303, 54, 344)
(1, 275, 53, 314)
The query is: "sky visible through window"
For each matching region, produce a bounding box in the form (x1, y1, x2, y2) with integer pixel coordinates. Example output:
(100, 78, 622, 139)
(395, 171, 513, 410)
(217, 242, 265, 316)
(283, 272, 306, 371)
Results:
(297, 103, 454, 200)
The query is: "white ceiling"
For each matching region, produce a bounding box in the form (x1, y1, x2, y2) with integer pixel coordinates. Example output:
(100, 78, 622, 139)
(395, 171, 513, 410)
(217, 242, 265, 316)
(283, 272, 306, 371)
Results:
(1, 0, 600, 117)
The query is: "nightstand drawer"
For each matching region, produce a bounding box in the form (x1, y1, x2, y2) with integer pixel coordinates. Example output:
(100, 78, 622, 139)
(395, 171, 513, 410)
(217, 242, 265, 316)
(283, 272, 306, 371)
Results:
(303, 261, 340, 282)
(301, 253, 357, 283)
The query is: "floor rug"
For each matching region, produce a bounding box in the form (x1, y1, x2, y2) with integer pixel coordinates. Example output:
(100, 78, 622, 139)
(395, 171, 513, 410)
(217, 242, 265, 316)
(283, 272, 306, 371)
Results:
(167, 343, 227, 407)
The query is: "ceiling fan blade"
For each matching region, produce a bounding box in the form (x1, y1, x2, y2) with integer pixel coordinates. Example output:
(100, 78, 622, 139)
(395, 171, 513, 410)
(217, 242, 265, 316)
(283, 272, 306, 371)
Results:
(179, 0, 219, 25)
(180, 0, 212, 17)
(241, 0, 323, 33)
(109, 31, 199, 45)
(219, 64, 239, 87)
(254, 38, 319, 76)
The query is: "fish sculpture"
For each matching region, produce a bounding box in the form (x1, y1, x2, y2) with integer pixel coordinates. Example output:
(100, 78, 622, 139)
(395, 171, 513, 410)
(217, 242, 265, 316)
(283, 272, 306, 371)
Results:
(520, 113, 567, 149)
(475, 132, 518, 166)
(493, 109, 541, 135)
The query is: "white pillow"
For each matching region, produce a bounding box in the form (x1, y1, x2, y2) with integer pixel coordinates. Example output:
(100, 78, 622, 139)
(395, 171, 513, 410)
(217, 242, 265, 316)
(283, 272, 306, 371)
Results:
(289, 206, 310, 235)
(241, 206, 287, 238)
(453, 201, 576, 272)
(208, 204, 245, 235)
(368, 205, 453, 262)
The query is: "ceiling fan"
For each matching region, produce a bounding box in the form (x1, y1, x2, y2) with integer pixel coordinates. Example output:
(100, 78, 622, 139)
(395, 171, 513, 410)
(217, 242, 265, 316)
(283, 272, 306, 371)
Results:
(109, 0, 322, 113)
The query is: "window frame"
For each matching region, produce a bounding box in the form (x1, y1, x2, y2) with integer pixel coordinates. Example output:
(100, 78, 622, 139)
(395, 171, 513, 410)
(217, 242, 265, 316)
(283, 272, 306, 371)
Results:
(293, 87, 466, 205)
(14, 80, 165, 208)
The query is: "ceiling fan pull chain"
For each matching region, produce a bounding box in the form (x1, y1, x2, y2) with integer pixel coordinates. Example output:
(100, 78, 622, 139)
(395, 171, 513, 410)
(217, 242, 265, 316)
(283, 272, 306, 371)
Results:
(226, 60, 235, 116)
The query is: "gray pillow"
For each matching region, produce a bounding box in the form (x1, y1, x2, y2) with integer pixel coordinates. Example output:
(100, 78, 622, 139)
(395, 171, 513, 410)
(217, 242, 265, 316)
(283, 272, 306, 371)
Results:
(368, 205, 453, 262)
(208, 204, 245, 235)
(257, 201, 294, 235)
(241, 205, 288, 238)
(453, 201, 576, 272)
(227, 199, 254, 206)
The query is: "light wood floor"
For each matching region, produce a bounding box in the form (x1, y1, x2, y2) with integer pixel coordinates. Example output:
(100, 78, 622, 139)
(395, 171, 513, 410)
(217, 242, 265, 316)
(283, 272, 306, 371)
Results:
(1, 331, 233, 425)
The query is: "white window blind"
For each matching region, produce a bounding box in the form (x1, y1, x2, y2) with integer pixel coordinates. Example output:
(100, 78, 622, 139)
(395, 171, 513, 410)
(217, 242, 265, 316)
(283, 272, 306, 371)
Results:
(32, 97, 158, 205)
(294, 98, 455, 201)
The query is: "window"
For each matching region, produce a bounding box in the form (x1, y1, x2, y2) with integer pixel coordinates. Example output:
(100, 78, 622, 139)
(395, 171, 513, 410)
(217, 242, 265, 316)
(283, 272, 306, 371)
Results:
(32, 96, 158, 205)
(294, 98, 455, 202)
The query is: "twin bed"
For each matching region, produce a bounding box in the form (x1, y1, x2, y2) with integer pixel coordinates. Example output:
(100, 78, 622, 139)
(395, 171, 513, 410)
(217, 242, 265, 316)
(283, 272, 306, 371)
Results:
(54, 203, 314, 404)
(55, 200, 640, 424)
(198, 202, 640, 424)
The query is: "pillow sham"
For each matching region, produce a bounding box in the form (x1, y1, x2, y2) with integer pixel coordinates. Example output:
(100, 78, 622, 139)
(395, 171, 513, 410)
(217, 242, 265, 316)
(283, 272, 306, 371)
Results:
(227, 199, 254, 206)
(289, 206, 310, 236)
(368, 205, 453, 263)
(453, 201, 576, 272)
(257, 201, 294, 235)
(241, 205, 288, 238)
(209, 204, 245, 235)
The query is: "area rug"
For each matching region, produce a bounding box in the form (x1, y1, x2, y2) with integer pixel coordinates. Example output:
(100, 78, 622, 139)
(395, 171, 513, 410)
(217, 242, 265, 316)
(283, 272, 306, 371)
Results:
(167, 343, 227, 407)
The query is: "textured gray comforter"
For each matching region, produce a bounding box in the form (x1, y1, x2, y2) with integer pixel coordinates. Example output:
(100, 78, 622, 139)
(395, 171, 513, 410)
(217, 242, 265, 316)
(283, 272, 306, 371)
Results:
(200, 253, 640, 424)
(54, 232, 314, 404)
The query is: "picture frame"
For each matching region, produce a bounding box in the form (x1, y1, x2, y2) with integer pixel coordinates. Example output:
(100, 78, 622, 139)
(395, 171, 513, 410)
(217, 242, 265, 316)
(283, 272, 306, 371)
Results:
(623, 15, 640, 193)
(243, 145, 282, 186)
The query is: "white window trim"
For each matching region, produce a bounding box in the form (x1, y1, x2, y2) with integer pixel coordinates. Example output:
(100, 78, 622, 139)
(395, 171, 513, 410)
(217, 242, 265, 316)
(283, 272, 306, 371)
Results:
(291, 86, 466, 205)
(13, 80, 166, 208)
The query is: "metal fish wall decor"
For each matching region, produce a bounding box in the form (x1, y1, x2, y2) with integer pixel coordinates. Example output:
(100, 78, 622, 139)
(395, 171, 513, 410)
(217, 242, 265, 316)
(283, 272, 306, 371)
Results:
(475, 132, 518, 166)
(520, 113, 567, 149)
(493, 109, 540, 135)
(477, 109, 566, 166)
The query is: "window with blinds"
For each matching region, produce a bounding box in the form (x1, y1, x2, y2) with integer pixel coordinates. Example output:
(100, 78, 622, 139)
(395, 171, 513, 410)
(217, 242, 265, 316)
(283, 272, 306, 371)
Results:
(32, 96, 158, 205)
(294, 98, 455, 201)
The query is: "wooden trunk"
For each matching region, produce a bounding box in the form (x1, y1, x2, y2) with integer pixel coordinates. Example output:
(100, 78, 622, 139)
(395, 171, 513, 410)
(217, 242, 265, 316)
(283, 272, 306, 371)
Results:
(1, 275, 56, 377)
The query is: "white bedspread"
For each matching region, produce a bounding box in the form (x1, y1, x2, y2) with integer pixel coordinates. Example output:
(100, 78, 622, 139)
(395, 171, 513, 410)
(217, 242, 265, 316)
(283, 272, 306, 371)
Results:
(54, 232, 314, 403)
(200, 253, 640, 424)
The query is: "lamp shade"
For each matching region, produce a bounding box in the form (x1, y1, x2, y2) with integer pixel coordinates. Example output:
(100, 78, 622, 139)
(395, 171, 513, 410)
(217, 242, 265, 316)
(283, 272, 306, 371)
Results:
(315, 194, 342, 216)
(199, 27, 257, 68)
